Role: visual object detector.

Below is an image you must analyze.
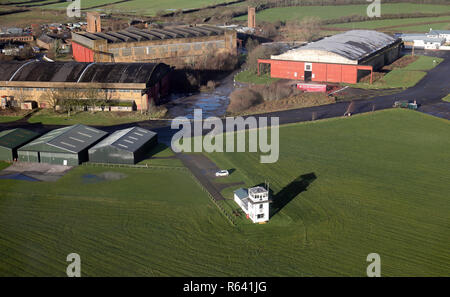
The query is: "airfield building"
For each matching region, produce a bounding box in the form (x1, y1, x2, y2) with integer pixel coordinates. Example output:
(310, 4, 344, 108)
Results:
(18, 124, 107, 166)
(0, 61, 171, 110)
(0, 128, 40, 161)
(234, 186, 270, 224)
(258, 30, 402, 84)
(71, 24, 237, 64)
(88, 127, 157, 164)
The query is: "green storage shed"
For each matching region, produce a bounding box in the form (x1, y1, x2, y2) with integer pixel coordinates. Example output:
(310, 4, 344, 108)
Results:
(88, 127, 157, 164)
(0, 128, 40, 161)
(18, 124, 107, 165)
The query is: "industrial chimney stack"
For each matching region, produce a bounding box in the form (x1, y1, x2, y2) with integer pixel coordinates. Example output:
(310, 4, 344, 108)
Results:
(248, 7, 256, 28)
(87, 12, 101, 33)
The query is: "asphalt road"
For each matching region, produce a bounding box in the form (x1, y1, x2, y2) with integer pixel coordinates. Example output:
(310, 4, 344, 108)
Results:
(1, 51, 449, 146)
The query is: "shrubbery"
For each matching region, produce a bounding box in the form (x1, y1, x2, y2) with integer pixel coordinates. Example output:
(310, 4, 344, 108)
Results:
(227, 88, 264, 113)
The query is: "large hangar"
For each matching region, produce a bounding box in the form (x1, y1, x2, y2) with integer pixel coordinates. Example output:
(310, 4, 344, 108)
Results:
(0, 61, 172, 110)
(18, 124, 107, 165)
(258, 30, 402, 84)
(88, 127, 157, 164)
(0, 128, 40, 161)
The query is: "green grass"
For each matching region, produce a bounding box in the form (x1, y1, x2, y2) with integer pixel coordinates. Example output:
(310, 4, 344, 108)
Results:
(327, 15, 450, 31)
(204, 109, 450, 276)
(234, 3, 450, 23)
(442, 94, 450, 102)
(39, 0, 236, 15)
(0, 161, 11, 171)
(1, 109, 448, 276)
(0, 116, 22, 123)
(350, 55, 443, 89)
(27, 110, 153, 126)
(235, 70, 280, 85)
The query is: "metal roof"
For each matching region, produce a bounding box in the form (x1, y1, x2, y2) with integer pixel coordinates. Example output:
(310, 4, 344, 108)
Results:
(19, 124, 107, 153)
(76, 25, 225, 44)
(273, 30, 399, 63)
(0, 128, 40, 149)
(0, 61, 169, 85)
(429, 30, 450, 35)
(397, 33, 445, 43)
(89, 127, 156, 153)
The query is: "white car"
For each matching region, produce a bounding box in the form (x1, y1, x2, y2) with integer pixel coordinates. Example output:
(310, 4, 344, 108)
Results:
(215, 170, 229, 177)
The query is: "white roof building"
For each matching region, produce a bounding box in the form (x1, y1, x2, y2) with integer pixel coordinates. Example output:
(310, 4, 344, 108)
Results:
(234, 186, 270, 223)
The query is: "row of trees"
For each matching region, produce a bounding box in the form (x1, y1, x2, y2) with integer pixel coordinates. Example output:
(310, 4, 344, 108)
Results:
(38, 87, 114, 116)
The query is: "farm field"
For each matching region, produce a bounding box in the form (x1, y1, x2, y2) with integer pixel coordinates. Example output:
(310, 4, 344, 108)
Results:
(37, 0, 237, 15)
(326, 15, 450, 32)
(233, 3, 450, 23)
(0, 109, 449, 276)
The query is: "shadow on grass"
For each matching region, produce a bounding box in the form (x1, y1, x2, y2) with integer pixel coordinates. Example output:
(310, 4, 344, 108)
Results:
(270, 172, 317, 218)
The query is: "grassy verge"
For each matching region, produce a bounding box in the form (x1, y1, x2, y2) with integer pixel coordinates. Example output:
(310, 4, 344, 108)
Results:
(0, 116, 22, 123)
(442, 94, 450, 103)
(235, 70, 280, 85)
(27, 109, 159, 126)
(350, 55, 443, 89)
(0, 161, 11, 171)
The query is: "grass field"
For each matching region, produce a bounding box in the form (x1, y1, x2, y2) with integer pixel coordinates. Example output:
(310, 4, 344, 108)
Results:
(327, 15, 450, 32)
(350, 55, 442, 89)
(234, 3, 450, 23)
(35, 0, 236, 15)
(0, 109, 449, 276)
(234, 70, 280, 85)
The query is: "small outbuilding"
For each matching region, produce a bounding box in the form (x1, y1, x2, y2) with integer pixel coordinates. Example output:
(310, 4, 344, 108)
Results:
(18, 124, 107, 165)
(88, 127, 157, 164)
(0, 128, 40, 161)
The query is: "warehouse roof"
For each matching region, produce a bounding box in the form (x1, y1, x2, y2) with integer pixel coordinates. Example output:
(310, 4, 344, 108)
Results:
(0, 61, 170, 85)
(397, 33, 445, 43)
(89, 127, 156, 153)
(272, 30, 399, 63)
(19, 124, 107, 153)
(0, 128, 39, 149)
(75, 25, 225, 44)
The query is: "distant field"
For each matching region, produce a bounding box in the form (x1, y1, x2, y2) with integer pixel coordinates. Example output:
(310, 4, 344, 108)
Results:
(1, 110, 449, 276)
(0, 9, 70, 26)
(37, 0, 237, 15)
(234, 3, 450, 23)
(327, 15, 450, 32)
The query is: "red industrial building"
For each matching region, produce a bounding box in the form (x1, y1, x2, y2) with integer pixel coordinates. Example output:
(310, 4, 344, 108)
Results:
(258, 30, 402, 84)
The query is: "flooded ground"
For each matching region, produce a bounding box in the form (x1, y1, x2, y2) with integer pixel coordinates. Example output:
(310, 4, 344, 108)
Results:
(165, 71, 241, 119)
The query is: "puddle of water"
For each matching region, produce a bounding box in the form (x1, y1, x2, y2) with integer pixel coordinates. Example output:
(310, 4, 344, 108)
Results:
(166, 71, 242, 119)
(0, 173, 39, 182)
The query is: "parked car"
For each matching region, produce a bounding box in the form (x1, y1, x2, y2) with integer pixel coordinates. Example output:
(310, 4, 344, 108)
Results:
(215, 170, 229, 177)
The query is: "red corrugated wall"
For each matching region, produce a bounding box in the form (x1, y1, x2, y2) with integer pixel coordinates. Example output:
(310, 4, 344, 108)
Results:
(72, 42, 94, 62)
(260, 59, 359, 84)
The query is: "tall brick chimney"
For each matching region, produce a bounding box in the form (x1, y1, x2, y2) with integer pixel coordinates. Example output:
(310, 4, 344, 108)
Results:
(87, 12, 101, 33)
(248, 7, 256, 28)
